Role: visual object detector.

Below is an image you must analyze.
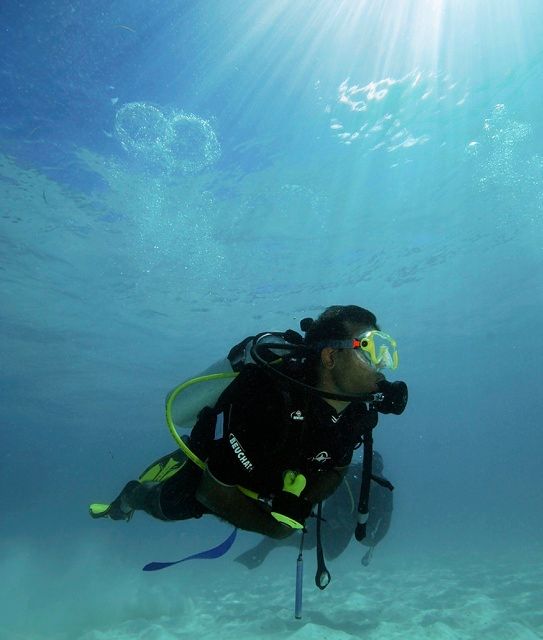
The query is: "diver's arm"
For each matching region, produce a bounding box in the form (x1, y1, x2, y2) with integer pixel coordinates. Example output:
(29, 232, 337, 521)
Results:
(303, 467, 346, 504)
(196, 469, 294, 539)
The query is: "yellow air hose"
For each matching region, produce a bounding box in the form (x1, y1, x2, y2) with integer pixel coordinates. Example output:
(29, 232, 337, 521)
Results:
(165, 372, 238, 469)
(164, 372, 258, 500)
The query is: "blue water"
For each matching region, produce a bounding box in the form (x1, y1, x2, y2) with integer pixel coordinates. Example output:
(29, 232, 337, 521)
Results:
(1, 2, 543, 639)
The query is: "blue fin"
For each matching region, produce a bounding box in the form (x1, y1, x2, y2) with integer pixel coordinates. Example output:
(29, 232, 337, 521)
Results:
(142, 528, 238, 571)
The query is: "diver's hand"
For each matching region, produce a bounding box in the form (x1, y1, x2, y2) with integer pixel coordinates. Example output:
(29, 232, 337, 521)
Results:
(196, 470, 294, 539)
(271, 471, 312, 530)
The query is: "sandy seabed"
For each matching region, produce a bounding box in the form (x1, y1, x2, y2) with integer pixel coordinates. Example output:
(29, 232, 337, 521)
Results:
(5, 541, 541, 640)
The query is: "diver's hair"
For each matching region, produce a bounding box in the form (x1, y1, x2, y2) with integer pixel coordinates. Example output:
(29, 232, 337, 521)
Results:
(302, 305, 380, 346)
(300, 305, 380, 384)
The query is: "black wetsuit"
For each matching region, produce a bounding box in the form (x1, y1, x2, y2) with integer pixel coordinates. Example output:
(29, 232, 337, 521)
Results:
(160, 363, 379, 518)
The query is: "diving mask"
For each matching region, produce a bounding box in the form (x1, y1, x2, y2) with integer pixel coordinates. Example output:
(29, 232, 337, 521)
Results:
(354, 330, 399, 371)
(319, 330, 399, 370)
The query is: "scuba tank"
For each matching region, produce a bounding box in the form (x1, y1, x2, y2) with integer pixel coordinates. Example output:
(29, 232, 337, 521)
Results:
(166, 331, 304, 432)
(165, 331, 308, 471)
(166, 358, 236, 431)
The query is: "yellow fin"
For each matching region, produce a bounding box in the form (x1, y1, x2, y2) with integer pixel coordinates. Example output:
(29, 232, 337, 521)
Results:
(89, 503, 111, 518)
(138, 450, 187, 483)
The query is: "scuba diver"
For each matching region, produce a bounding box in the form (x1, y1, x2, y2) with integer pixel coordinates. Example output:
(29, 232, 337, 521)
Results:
(234, 451, 394, 569)
(90, 305, 407, 547)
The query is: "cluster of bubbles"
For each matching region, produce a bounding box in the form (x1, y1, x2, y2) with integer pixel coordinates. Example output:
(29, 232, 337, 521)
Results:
(326, 71, 469, 154)
(114, 102, 220, 173)
(466, 104, 533, 189)
(466, 104, 543, 240)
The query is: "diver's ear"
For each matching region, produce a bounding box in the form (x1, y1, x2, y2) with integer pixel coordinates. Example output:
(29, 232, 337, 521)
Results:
(320, 347, 337, 369)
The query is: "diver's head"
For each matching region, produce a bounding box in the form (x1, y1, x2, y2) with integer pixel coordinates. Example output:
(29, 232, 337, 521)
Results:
(302, 305, 380, 347)
(301, 305, 386, 401)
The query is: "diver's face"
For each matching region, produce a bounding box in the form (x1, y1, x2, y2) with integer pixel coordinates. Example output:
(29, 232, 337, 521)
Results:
(332, 325, 385, 394)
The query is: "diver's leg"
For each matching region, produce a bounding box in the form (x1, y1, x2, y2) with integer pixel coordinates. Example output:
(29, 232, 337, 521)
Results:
(90, 480, 168, 521)
(159, 463, 206, 520)
(89, 446, 196, 522)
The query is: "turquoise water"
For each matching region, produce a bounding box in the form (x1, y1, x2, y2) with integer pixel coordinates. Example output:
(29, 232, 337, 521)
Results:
(1, 1, 542, 638)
